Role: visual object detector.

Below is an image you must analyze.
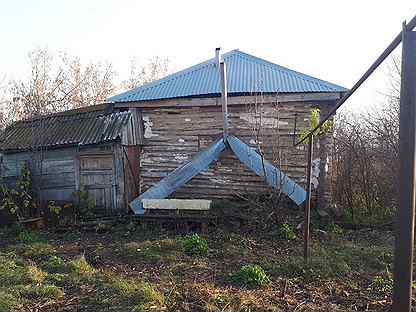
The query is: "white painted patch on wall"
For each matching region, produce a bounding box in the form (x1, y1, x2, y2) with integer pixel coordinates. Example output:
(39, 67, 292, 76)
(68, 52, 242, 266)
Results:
(178, 138, 185, 143)
(311, 158, 320, 189)
(239, 113, 288, 127)
(143, 116, 159, 138)
(185, 118, 191, 122)
(174, 155, 188, 161)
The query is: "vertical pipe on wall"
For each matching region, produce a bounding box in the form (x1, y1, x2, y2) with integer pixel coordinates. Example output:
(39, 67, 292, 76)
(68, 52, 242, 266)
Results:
(392, 22, 416, 312)
(219, 60, 229, 140)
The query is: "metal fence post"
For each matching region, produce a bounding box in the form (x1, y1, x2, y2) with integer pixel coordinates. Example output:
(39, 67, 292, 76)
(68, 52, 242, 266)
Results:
(392, 23, 416, 312)
(304, 134, 313, 263)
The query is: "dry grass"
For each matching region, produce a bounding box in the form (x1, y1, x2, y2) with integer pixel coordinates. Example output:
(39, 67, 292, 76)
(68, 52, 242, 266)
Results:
(0, 213, 400, 312)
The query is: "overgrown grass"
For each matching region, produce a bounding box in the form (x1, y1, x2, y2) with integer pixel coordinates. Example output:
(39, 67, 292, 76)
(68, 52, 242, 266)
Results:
(0, 217, 396, 312)
(229, 265, 271, 288)
(182, 233, 208, 256)
(0, 251, 64, 311)
(264, 239, 393, 282)
(120, 238, 181, 263)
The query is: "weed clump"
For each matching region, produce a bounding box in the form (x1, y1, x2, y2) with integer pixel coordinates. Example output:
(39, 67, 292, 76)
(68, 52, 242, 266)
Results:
(42, 256, 68, 273)
(69, 255, 95, 275)
(27, 265, 47, 284)
(182, 234, 208, 256)
(277, 223, 297, 241)
(133, 282, 165, 311)
(368, 275, 393, 294)
(229, 265, 271, 288)
(26, 284, 64, 299)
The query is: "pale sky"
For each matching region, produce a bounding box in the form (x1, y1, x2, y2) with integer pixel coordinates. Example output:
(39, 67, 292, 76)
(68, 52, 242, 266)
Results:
(0, 0, 414, 112)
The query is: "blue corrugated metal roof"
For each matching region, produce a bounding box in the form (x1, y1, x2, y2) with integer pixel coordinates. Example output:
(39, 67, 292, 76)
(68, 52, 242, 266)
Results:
(109, 49, 347, 103)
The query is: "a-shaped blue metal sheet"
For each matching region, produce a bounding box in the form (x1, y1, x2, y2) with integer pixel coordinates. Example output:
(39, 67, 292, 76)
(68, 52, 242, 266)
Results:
(226, 135, 307, 206)
(129, 135, 307, 214)
(129, 138, 227, 214)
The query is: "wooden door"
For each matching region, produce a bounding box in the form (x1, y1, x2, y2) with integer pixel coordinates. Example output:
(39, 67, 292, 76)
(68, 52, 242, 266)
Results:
(80, 154, 115, 212)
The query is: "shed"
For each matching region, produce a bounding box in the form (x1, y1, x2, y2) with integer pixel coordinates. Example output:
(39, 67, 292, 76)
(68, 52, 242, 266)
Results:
(0, 104, 142, 213)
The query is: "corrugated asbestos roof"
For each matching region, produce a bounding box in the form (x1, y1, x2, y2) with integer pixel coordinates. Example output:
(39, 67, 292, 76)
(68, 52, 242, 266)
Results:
(0, 106, 131, 152)
(108, 49, 348, 103)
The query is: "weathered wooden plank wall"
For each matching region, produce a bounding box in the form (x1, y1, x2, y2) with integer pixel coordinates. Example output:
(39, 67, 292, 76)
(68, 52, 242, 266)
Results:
(1, 148, 77, 201)
(139, 101, 313, 199)
(0, 144, 126, 212)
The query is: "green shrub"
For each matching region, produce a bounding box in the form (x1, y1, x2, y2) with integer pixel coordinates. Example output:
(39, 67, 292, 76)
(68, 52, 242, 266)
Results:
(73, 187, 96, 219)
(368, 275, 393, 294)
(17, 229, 39, 244)
(229, 265, 271, 288)
(182, 234, 208, 256)
(277, 223, 297, 241)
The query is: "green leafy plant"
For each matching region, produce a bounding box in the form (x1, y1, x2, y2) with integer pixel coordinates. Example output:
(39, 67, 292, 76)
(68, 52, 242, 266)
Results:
(17, 229, 40, 244)
(0, 164, 37, 221)
(299, 108, 333, 144)
(73, 187, 95, 219)
(229, 265, 271, 288)
(278, 223, 297, 241)
(48, 201, 62, 216)
(182, 234, 208, 256)
(368, 274, 393, 294)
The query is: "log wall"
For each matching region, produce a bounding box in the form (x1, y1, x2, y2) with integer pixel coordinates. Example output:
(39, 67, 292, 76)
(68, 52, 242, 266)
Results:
(140, 101, 316, 200)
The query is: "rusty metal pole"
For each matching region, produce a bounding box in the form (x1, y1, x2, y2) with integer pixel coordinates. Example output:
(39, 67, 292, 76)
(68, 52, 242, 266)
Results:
(304, 134, 313, 263)
(392, 23, 416, 312)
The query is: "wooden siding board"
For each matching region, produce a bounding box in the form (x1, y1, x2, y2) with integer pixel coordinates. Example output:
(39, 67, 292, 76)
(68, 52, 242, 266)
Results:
(0, 144, 126, 212)
(138, 100, 314, 200)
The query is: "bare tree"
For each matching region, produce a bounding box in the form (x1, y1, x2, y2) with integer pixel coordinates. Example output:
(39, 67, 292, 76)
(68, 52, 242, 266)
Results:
(122, 56, 170, 90)
(0, 75, 8, 129)
(332, 56, 401, 224)
(7, 48, 117, 121)
(2, 49, 171, 125)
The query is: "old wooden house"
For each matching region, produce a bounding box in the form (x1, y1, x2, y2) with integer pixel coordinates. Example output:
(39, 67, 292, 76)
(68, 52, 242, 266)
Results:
(0, 49, 347, 214)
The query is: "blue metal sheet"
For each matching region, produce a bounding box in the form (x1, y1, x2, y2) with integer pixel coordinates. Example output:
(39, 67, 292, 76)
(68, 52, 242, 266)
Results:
(108, 50, 348, 103)
(226, 135, 306, 206)
(129, 138, 227, 214)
